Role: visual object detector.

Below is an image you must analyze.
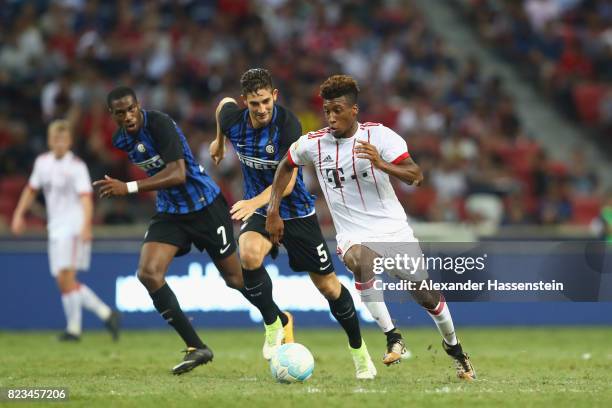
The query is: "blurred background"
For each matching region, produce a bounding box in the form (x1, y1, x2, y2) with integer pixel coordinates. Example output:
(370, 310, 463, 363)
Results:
(0, 0, 611, 329)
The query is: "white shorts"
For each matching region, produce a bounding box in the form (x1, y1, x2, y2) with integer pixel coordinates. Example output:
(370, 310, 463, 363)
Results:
(336, 225, 428, 281)
(48, 236, 91, 277)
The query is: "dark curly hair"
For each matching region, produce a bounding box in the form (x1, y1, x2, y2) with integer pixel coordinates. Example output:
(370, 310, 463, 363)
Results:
(240, 68, 273, 95)
(107, 86, 137, 108)
(319, 75, 360, 104)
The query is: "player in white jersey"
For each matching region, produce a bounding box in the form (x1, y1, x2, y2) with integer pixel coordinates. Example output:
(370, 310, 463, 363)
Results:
(267, 75, 475, 381)
(11, 119, 120, 342)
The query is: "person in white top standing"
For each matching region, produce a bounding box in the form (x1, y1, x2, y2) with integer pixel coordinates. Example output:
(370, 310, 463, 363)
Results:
(267, 75, 476, 381)
(11, 119, 120, 342)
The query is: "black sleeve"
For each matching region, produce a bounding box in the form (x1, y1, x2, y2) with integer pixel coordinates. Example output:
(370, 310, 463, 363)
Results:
(147, 111, 184, 163)
(219, 102, 242, 134)
(278, 109, 303, 158)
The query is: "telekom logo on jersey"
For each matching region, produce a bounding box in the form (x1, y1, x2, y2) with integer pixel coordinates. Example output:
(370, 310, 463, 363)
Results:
(325, 168, 370, 189)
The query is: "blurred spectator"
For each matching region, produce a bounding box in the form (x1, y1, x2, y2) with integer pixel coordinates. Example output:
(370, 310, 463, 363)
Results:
(539, 180, 573, 224)
(465, 193, 504, 227)
(440, 131, 479, 163)
(503, 191, 537, 225)
(568, 148, 599, 196)
(148, 73, 193, 122)
(524, 0, 562, 32)
(41, 70, 82, 122)
(431, 158, 468, 201)
(0, 122, 33, 175)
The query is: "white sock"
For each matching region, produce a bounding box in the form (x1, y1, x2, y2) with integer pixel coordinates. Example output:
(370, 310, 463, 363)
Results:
(426, 295, 457, 345)
(355, 278, 396, 333)
(79, 284, 112, 321)
(61, 290, 82, 335)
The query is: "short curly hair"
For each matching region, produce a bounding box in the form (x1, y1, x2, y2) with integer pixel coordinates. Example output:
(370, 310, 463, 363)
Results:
(107, 86, 137, 108)
(319, 75, 360, 104)
(240, 68, 273, 95)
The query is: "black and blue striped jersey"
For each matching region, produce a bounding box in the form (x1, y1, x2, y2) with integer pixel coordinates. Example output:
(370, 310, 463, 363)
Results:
(219, 103, 315, 219)
(112, 110, 220, 214)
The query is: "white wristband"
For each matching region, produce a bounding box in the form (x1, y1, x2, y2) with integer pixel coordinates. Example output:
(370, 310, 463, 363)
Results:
(126, 181, 139, 194)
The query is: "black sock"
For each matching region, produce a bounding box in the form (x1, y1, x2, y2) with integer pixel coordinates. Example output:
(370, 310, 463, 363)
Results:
(279, 311, 289, 326)
(240, 266, 283, 325)
(385, 327, 402, 344)
(151, 283, 205, 349)
(329, 285, 362, 349)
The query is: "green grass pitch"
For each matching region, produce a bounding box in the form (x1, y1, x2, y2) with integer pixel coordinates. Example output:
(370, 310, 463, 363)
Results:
(1, 327, 611, 407)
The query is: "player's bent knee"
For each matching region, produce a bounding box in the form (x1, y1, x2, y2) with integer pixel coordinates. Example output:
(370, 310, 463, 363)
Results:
(418, 298, 437, 310)
(56, 269, 78, 292)
(240, 250, 265, 270)
(56, 279, 71, 293)
(344, 256, 359, 273)
(239, 233, 271, 270)
(343, 252, 362, 280)
(411, 288, 438, 310)
(317, 283, 339, 300)
(312, 274, 341, 300)
(137, 263, 165, 289)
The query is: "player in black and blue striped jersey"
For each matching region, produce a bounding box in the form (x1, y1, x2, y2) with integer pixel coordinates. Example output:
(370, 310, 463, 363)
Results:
(111, 101, 219, 214)
(94, 86, 244, 375)
(211, 68, 366, 362)
(217, 89, 315, 220)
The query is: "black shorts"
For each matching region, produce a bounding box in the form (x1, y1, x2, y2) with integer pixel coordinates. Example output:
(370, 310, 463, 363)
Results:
(240, 213, 334, 275)
(145, 194, 237, 259)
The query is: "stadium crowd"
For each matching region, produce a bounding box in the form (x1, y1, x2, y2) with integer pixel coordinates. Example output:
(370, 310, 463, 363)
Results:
(0, 0, 605, 232)
(457, 0, 612, 150)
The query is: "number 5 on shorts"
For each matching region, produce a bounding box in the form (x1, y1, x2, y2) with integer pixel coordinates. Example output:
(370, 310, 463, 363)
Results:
(317, 243, 328, 263)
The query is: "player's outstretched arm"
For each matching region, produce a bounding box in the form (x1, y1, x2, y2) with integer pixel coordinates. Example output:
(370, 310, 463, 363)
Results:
(266, 157, 295, 244)
(11, 185, 38, 236)
(230, 167, 298, 221)
(93, 159, 187, 198)
(210, 97, 237, 165)
(354, 140, 423, 186)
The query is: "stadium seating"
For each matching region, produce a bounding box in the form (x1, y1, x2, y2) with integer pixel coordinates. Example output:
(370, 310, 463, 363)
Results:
(0, 0, 605, 228)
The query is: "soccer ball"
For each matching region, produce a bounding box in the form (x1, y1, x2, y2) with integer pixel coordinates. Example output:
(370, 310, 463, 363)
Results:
(270, 343, 314, 383)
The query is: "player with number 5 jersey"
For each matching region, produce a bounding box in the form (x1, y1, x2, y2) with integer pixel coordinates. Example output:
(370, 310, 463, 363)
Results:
(96, 86, 245, 375)
(211, 69, 408, 379)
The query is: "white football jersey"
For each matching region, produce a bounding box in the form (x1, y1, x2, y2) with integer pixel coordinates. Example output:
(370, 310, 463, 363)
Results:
(288, 122, 412, 237)
(28, 151, 92, 239)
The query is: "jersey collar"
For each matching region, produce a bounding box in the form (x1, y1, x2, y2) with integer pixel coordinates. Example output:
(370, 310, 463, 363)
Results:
(53, 150, 74, 162)
(332, 122, 361, 143)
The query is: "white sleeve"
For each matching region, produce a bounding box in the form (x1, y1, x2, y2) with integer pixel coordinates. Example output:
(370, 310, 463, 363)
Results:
(74, 162, 93, 194)
(287, 135, 310, 166)
(28, 157, 42, 190)
(379, 126, 410, 164)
